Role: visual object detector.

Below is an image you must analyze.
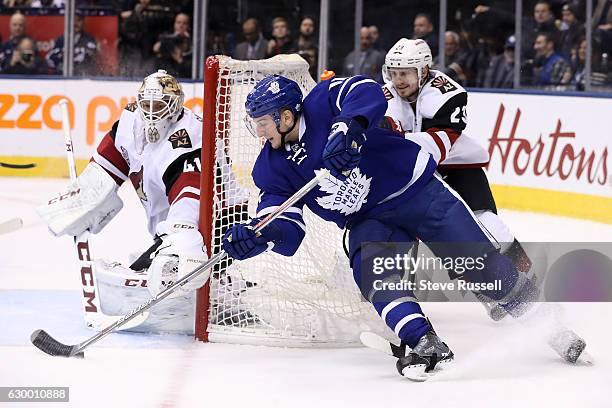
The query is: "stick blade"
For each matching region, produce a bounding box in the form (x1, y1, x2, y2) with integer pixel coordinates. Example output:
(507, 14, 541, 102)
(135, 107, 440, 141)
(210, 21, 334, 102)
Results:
(0, 162, 36, 169)
(30, 329, 83, 358)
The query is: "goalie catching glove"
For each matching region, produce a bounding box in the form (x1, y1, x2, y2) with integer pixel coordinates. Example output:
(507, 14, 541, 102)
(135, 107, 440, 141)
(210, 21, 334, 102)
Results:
(322, 116, 367, 179)
(147, 220, 209, 296)
(36, 161, 123, 236)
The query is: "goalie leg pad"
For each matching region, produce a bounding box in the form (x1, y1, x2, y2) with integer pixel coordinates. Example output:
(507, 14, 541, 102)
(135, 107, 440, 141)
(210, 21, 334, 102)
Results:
(94, 259, 195, 333)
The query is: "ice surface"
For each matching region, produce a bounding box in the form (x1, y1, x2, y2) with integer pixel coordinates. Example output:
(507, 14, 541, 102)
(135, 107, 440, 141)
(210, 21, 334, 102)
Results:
(1, 177, 610, 407)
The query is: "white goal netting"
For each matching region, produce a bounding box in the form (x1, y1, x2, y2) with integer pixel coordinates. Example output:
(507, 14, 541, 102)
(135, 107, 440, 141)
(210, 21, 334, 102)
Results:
(202, 55, 390, 347)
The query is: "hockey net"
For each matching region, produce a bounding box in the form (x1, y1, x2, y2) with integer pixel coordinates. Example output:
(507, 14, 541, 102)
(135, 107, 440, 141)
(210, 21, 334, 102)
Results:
(197, 55, 389, 346)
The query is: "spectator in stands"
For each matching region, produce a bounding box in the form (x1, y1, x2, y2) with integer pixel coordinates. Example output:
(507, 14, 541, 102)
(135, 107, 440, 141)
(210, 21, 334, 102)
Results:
(412, 13, 438, 56)
(30, 0, 63, 7)
(47, 13, 98, 76)
(295, 16, 318, 79)
(3, 37, 47, 75)
(532, 31, 572, 86)
(473, 1, 558, 60)
(233, 18, 267, 60)
(207, 25, 229, 57)
(369, 25, 382, 51)
(483, 35, 515, 89)
(153, 12, 191, 60)
(2, 0, 32, 6)
(297, 16, 316, 51)
(559, 3, 584, 59)
(119, 0, 171, 77)
(154, 34, 190, 78)
(570, 37, 610, 89)
(342, 26, 384, 83)
(593, 0, 612, 55)
(525, 1, 559, 60)
(433, 31, 466, 84)
(0, 12, 27, 71)
(267, 17, 295, 57)
(298, 45, 317, 80)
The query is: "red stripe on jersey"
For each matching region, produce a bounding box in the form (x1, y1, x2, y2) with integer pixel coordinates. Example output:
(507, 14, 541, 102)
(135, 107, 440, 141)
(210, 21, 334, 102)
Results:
(429, 127, 461, 145)
(426, 131, 448, 162)
(96, 134, 129, 176)
(90, 158, 125, 184)
(174, 191, 200, 204)
(168, 172, 200, 205)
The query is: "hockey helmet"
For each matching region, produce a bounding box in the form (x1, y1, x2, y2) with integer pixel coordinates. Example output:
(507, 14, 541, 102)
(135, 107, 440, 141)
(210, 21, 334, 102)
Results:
(245, 75, 302, 126)
(137, 70, 185, 143)
(382, 38, 433, 84)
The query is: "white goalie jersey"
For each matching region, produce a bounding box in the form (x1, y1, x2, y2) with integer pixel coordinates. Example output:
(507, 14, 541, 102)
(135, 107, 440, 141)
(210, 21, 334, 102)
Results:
(93, 103, 245, 235)
(383, 70, 489, 168)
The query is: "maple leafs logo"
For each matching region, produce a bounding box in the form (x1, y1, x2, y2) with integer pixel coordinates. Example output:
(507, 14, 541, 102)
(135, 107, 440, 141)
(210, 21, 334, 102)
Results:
(315, 168, 371, 215)
(268, 81, 280, 94)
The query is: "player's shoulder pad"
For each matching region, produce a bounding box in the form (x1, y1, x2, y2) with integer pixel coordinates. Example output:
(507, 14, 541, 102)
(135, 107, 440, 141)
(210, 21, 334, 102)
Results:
(252, 144, 293, 195)
(419, 70, 466, 118)
(165, 109, 203, 150)
(382, 83, 395, 101)
(124, 101, 138, 112)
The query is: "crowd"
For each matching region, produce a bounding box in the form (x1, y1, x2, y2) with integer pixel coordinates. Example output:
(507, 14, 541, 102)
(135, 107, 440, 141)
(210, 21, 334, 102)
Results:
(0, 0, 610, 91)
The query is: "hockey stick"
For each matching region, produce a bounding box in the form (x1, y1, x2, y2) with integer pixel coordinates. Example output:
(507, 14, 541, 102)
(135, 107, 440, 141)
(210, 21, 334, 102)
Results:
(0, 162, 36, 169)
(0, 217, 23, 235)
(360, 332, 408, 358)
(31, 168, 331, 358)
(57, 99, 148, 331)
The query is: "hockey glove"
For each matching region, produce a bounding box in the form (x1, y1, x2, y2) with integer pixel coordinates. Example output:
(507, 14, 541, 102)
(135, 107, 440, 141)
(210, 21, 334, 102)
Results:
(36, 161, 123, 237)
(221, 220, 277, 261)
(148, 220, 209, 296)
(322, 116, 367, 179)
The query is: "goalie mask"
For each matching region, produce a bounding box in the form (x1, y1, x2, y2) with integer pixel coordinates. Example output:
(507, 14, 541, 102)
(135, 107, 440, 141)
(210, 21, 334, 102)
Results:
(137, 70, 184, 144)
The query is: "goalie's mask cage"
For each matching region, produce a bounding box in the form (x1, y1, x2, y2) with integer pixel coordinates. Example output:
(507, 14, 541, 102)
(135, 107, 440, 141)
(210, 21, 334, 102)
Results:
(137, 69, 185, 143)
(198, 55, 392, 347)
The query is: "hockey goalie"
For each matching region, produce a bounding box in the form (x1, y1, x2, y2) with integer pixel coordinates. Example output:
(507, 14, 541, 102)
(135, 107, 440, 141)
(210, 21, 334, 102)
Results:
(37, 70, 247, 333)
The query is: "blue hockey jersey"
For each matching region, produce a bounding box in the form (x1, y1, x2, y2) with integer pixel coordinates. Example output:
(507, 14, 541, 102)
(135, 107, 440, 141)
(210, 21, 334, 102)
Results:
(252, 75, 437, 255)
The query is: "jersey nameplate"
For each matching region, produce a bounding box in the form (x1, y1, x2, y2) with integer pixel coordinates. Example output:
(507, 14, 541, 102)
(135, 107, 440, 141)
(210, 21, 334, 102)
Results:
(168, 129, 192, 149)
(431, 76, 457, 94)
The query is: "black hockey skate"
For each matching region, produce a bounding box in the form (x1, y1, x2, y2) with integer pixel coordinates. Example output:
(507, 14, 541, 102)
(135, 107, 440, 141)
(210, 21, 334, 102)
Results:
(396, 330, 454, 381)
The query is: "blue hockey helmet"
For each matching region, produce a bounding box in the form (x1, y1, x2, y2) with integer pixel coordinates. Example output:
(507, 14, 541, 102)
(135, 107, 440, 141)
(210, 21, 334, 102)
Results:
(245, 75, 302, 126)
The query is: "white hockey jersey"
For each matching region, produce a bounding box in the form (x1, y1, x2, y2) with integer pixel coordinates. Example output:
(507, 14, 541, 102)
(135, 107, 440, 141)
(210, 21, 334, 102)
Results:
(92, 103, 246, 235)
(383, 70, 489, 168)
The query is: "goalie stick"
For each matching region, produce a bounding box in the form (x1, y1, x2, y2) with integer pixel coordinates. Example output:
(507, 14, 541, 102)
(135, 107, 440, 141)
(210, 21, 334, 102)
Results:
(58, 99, 148, 331)
(31, 168, 331, 358)
(0, 217, 23, 235)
